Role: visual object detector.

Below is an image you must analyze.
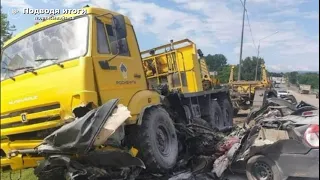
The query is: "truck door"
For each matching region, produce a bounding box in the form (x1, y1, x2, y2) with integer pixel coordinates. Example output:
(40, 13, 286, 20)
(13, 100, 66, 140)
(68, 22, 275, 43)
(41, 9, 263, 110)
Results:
(91, 16, 147, 106)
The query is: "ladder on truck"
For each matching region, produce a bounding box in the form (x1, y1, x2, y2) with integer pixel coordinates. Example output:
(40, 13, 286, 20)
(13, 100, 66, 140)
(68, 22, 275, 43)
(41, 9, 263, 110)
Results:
(141, 40, 189, 93)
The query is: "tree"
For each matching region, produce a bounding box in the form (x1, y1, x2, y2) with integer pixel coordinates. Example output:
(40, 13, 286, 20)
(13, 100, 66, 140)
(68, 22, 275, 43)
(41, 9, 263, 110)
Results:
(297, 73, 319, 89)
(1, 6, 16, 46)
(235, 56, 265, 81)
(269, 72, 283, 77)
(205, 54, 227, 72)
(287, 71, 298, 84)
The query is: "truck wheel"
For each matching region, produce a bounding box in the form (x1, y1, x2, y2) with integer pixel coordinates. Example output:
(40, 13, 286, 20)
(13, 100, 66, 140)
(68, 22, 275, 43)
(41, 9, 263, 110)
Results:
(136, 107, 178, 173)
(221, 99, 233, 127)
(246, 155, 284, 180)
(209, 100, 223, 129)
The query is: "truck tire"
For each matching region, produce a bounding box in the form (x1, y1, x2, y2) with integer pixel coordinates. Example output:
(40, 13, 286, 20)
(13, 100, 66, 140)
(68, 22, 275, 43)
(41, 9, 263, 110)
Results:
(221, 98, 233, 127)
(135, 107, 178, 173)
(246, 155, 284, 180)
(209, 100, 223, 129)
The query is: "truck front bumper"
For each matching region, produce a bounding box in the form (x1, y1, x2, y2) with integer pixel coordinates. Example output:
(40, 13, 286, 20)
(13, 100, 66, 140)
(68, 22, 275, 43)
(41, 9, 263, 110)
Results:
(1, 139, 43, 170)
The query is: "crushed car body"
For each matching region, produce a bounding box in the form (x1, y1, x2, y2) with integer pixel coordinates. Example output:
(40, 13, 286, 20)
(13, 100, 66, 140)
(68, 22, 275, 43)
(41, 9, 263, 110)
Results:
(8, 98, 319, 180)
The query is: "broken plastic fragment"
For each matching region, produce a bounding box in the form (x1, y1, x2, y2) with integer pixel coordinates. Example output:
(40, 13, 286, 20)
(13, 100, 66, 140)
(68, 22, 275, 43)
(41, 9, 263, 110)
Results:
(94, 104, 131, 146)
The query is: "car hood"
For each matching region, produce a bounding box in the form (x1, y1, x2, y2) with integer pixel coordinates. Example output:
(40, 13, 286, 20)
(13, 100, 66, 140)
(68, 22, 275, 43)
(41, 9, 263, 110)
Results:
(43, 99, 119, 154)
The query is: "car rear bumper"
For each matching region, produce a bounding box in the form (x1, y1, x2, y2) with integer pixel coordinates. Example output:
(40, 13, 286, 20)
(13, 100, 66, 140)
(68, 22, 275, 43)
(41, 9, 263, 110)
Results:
(276, 149, 319, 178)
(1, 140, 43, 170)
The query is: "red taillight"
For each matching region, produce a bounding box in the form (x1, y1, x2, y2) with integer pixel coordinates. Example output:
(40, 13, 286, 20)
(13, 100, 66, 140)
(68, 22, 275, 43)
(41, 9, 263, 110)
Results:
(304, 124, 319, 148)
(302, 111, 315, 117)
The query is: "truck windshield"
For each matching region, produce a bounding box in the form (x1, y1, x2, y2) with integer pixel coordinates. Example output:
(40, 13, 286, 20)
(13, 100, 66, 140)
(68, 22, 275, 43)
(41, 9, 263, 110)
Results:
(1, 16, 88, 81)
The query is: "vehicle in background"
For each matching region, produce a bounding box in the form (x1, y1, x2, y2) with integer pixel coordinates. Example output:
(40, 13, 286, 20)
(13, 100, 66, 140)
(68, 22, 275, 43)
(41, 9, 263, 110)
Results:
(276, 89, 289, 98)
(299, 84, 312, 94)
(274, 89, 297, 104)
(316, 92, 319, 99)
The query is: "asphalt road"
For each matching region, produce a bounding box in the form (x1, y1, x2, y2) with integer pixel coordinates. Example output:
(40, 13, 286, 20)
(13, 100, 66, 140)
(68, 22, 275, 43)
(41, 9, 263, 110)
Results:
(278, 84, 319, 108)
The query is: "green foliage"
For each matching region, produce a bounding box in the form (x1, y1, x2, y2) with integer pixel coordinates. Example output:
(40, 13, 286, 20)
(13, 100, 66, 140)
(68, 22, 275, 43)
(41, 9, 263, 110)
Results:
(1, 6, 16, 46)
(287, 71, 299, 84)
(1, 168, 36, 180)
(204, 54, 265, 83)
(269, 72, 284, 77)
(297, 73, 319, 89)
(285, 71, 319, 89)
(205, 54, 227, 72)
(238, 56, 265, 81)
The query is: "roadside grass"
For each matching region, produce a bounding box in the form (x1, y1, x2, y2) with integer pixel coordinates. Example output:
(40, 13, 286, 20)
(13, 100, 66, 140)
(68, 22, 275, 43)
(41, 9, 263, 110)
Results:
(1, 169, 37, 180)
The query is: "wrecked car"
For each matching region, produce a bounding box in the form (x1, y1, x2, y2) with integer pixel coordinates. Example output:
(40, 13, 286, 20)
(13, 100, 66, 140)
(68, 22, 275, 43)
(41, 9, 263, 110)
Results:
(224, 99, 319, 180)
(8, 99, 145, 180)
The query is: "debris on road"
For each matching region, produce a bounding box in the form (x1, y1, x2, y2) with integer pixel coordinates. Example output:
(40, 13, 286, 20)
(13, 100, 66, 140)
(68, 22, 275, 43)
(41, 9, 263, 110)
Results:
(10, 98, 319, 180)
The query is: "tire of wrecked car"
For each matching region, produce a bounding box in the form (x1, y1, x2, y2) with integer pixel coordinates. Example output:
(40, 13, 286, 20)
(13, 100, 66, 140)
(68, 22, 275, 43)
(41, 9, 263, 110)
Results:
(134, 106, 179, 173)
(209, 100, 224, 129)
(246, 155, 284, 180)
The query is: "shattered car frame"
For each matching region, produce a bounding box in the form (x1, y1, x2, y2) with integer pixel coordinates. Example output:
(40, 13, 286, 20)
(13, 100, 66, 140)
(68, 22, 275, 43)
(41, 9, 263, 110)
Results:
(226, 99, 319, 180)
(8, 99, 145, 180)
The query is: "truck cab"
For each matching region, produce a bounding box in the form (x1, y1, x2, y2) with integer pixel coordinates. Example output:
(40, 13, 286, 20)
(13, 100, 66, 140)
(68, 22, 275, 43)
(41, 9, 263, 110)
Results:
(0, 7, 160, 170)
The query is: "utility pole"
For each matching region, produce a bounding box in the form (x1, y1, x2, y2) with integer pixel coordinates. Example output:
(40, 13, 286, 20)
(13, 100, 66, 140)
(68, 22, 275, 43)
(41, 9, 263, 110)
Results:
(238, 0, 246, 81)
(254, 44, 260, 81)
(254, 31, 279, 81)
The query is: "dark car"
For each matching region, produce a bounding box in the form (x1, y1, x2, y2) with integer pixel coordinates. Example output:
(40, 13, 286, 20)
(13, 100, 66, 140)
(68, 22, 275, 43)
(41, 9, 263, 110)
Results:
(230, 104, 319, 180)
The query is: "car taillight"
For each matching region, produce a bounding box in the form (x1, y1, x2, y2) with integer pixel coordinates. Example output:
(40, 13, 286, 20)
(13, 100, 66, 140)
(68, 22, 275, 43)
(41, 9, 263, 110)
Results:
(304, 124, 319, 148)
(302, 111, 315, 117)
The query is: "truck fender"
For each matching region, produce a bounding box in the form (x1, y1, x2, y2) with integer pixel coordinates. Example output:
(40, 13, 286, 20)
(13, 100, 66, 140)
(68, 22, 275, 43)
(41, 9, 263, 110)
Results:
(126, 90, 161, 124)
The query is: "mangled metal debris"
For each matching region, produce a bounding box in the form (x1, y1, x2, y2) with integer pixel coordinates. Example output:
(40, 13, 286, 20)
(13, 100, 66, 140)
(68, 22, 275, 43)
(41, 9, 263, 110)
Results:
(9, 99, 319, 180)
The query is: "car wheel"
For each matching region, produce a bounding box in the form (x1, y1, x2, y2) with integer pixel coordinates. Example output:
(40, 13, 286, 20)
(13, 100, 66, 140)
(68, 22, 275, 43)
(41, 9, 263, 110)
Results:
(246, 155, 284, 180)
(135, 107, 178, 173)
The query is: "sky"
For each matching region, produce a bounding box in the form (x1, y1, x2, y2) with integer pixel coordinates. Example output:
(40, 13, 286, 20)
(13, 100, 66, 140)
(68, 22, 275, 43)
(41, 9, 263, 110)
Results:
(2, 0, 319, 72)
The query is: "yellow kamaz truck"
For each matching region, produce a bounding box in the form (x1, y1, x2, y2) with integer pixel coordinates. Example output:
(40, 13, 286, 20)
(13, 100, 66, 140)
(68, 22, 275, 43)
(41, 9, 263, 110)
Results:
(0, 6, 233, 175)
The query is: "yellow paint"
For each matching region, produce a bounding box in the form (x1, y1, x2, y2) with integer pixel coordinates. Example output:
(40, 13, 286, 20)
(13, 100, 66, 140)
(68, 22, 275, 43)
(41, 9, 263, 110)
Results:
(1, 7, 212, 171)
(141, 39, 203, 93)
(228, 64, 272, 94)
(1, 140, 43, 170)
(1, 7, 160, 170)
(130, 147, 139, 157)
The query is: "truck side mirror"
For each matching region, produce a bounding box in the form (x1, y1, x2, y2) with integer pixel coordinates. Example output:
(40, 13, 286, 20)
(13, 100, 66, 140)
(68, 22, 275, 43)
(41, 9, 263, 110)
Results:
(112, 15, 127, 40)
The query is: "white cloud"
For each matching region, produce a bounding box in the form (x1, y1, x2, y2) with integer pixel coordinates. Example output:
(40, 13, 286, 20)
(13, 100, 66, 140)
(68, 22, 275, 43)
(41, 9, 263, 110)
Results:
(39, 0, 320, 71)
(62, 0, 89, 7)
(2, 0, 32, 8)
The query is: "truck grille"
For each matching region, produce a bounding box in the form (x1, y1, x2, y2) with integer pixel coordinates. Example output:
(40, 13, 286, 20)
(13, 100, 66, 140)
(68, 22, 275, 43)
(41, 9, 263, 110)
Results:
(1, 104, 60, 119)
(1, 116, 60, 129)
(0, 104, 61, 130)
